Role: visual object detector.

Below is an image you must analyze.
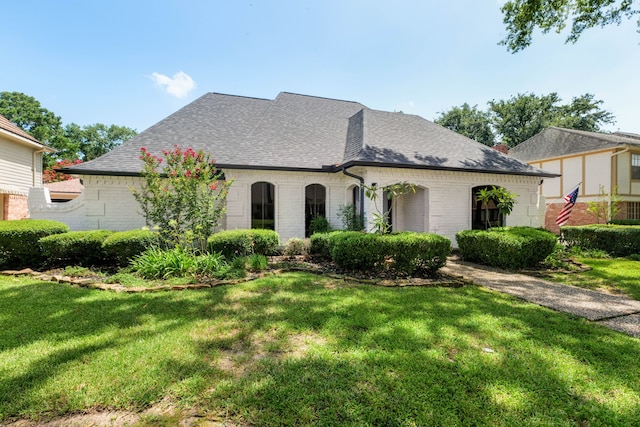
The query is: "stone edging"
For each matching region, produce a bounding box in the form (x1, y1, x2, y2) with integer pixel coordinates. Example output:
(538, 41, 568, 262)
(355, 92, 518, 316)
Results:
(1, 266, 471, 292)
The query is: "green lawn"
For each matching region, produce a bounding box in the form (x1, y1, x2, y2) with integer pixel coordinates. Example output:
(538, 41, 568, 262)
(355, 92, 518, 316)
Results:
(1, 272, 640, 426)
(548, 257, 640, 300)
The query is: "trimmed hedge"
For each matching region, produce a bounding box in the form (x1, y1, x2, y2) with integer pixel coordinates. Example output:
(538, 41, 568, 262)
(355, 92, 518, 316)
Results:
(0, 220, 69, 269)
(314, 231, 451, 274)
(456, 227, 557, 269)
(330, 231, 386, 271)
(102, 229, 161, 266)
(384, 232, 451, 274)
(40, 230, 115, 267)
(309, 231, 344, 259)
(609, 219, 640, 226)
(561, 225, 640, 257)
(207, 229, 280, 258)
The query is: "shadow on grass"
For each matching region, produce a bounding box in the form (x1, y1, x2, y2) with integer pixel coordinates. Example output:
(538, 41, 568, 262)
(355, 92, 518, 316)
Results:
(1, 273, 640, 425)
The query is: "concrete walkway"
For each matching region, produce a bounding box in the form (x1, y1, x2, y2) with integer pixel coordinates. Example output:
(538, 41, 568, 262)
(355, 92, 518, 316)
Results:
(441, 257, 640, 338)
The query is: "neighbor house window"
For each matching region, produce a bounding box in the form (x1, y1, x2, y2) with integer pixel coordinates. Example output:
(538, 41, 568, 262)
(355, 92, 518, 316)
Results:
(627, 202, 640, 220)
(251, 182, 275, 230)
(633, 154, 640, 180)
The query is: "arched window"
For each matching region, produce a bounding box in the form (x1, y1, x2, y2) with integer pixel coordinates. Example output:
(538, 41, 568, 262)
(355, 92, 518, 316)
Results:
(251, 182, 275, 230)
(472, 186, 505, 229)
(305, 184, 326, 236)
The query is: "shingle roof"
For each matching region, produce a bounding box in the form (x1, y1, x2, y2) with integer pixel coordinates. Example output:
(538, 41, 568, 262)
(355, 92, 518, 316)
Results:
(509, 127, 640, 162)
(67, 92, 554, 177)
(0, 114, 44, 145)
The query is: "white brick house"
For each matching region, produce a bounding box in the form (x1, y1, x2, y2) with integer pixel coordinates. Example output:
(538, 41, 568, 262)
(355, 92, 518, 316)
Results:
(30, 92, 555, 245)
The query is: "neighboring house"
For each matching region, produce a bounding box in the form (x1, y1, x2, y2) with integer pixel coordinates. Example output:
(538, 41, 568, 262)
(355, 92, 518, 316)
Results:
(0, 114, 54, 220)
(44, 178, 84, 202)
(509, 127, 640, 233)
(30, 92, 555, 245)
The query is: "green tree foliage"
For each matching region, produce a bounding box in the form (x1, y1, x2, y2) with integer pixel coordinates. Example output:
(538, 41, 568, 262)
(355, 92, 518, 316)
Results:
(475, 186, 518, 229)
(434, 103, 495, 146)
(0, 91, 136, 166)
(436, 92, 615, 148)
(500, 0, 640, 53)
(0, 91, 66, 148)
(65, 123, 137, 161)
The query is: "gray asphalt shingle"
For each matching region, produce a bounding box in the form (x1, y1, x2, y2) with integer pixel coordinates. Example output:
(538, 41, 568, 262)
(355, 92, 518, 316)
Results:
(67, 92, 553, 177)
(509, 127, 640, 162)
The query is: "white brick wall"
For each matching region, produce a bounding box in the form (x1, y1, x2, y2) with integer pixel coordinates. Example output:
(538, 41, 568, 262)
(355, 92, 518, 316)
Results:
(28, 168, 542, 246)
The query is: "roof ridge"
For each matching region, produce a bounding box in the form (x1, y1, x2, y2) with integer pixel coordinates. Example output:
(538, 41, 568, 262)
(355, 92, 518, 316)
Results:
(278, 91, 365, 106)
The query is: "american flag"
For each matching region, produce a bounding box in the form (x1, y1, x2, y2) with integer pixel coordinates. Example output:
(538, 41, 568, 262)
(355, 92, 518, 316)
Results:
(556, 186, 580, 226)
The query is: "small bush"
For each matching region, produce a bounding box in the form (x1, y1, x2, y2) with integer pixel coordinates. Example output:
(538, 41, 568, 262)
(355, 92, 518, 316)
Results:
(283, 238, 310, 256)
(207, 229, 280, 258)
(385, 232, 452, 274)
(309, 231, 343, 259)
(330, 232, 386, 271)
(309, 216, 330, 235)
(40, 230, 115, 267)
(247, 254, 268, 271)
(561, 225, 640, 257)
(131, 247, 228, 279)
(102, 229, 160, 266)
(456, 227, 557, 269)
(0, 220, 69, 269)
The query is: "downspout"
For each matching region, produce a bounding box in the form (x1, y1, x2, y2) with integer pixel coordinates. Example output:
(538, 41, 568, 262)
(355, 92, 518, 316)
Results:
(32, 149, 49, 187)
(341, 167, 365, 228)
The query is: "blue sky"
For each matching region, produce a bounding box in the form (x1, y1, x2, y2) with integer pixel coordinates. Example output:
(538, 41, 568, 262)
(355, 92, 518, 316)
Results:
(3, 0, 638, 136)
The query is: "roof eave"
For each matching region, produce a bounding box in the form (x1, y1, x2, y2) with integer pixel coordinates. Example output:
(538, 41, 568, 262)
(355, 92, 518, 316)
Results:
(62, 161, 559, 179)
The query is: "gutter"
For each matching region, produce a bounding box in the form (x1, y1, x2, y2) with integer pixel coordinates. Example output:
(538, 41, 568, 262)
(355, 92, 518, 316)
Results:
(341, 167, 365, 228)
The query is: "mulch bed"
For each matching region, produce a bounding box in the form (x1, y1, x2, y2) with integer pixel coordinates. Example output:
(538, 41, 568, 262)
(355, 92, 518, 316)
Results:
(0, 255, 471, 292)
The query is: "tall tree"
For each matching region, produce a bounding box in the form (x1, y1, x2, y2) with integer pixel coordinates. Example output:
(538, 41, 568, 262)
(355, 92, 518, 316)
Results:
(65, 123, 138, 161)
(0, 91, 66, 147)
(500, 0, 640, 53)
(434, 103, 495, 146)
(489, 92, 615, 146)
(0, 91, 136, 165)
(488, 92, 562, 147)
(437, 92, 615, 148)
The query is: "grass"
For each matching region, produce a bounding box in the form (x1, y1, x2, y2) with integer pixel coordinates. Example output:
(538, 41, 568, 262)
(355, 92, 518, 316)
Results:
(547, 256, 640, 300)
(1, 272, 640, 425)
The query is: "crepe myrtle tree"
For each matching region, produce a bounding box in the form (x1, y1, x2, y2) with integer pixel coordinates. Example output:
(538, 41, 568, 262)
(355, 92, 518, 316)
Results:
(131, 145, 233, 250)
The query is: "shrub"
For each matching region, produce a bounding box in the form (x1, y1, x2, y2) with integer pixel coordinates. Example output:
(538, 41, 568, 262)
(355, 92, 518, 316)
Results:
(131, 246, 228, 279)
(40, 230, 115, 267)
(283, 238, 310, 256)
(330, 232, 385, 271)
(385, 233, 452, 274)
(309, 231, 343, 259)
(0, 220, 69, 269)
(609, 219, 640, 226)
(207, 229, 279, 258)
(309, 216, 330, 235)
(247, 254, 268, 271)
(337, 204, 364, 231)
(561, 225, 640, 257)
(102, 229, 161, 266)
(456, 227, 557, 269)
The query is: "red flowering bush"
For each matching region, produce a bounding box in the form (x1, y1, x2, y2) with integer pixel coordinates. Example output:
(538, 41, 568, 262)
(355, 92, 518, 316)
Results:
(43, 159, 83, 183)
(131, 145, 233, 249)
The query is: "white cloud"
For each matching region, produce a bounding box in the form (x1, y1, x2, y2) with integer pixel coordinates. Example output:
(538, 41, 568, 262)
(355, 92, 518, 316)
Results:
(150, 71, 196, 98)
